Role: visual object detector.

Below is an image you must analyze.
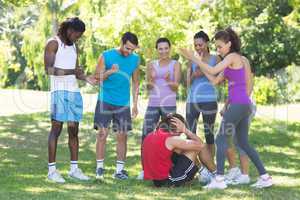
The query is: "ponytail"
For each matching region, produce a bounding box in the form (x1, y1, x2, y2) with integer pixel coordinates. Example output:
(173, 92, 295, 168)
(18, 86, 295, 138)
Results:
(214, 27, 241, 53)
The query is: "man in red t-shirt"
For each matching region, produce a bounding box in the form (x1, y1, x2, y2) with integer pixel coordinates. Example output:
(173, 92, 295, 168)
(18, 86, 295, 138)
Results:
(142, 113, 216, 187)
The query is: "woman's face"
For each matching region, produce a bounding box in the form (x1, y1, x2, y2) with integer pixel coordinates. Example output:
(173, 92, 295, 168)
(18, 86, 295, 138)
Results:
(194, 38, 208, 55)
(215, 39, 231, 57)
(157, 42, 171, 59)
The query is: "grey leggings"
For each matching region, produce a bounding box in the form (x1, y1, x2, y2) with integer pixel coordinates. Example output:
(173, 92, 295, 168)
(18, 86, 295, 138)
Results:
(142, 106, 176, 141)
(216, 104, 267, 175)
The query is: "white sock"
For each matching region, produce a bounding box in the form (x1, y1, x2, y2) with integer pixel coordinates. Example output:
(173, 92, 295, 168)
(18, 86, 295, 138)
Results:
(261, 173, 269, 179)
(70, 160, 78, 172)
(199, 166, 205, 172)
(116, 160, 124, 173)
(48, 162, 56, 174)
(211, 170, 217, 177)
(216, 174, 225, 181)
(97, 159, 104, 169)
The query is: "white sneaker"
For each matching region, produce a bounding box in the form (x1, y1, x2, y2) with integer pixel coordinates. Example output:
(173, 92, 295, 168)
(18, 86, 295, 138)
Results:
(136, 170, 144, 180)
(68, 168, 90, 181)
(48, 170, 65, 183)
(230, 174, 250, 185)
(198, 167, 212, 184)
(251, 176, 273, 188)
(225, 167, 241, 182)
(204, 175, 227, 190)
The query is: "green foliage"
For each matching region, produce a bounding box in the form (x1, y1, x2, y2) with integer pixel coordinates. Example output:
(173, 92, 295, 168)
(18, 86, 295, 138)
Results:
(286, 64, 300, 102)
(0, 0, 299, 105)
(253, 76, 279, 105)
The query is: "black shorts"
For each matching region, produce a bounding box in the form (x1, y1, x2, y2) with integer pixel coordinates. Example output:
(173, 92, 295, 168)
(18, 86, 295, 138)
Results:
(94, 101, 132, 132)
(153, 153, 198, 187)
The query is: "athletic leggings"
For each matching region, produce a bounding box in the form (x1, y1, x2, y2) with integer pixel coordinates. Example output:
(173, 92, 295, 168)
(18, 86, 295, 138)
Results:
(216, 104, 267, 175)
(142, 106, 176, 141)
(186, 102, 217, 144)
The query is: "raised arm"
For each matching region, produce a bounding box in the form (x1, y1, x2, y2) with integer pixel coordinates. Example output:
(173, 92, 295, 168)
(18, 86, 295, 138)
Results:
(94, 55, 118, 83)
(166, 61, 181, 92)
(166, 117, 203, 152)
(44, 39, 75, 76)
(180, 49, 233, 75)
(203, 71, 225, 86)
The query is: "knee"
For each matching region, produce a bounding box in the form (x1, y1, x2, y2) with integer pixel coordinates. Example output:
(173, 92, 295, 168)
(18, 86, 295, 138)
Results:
(68, 124, 79, 138)
(182, 150, 198, 162)
(97, 130, 108, 141)
(50, 125, 62, 138)
(116, 133, 127, 143)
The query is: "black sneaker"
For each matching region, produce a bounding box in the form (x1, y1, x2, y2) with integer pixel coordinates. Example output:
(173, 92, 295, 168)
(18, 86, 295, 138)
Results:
(96, 168, 105, 180)
(113, 170, 128, 180)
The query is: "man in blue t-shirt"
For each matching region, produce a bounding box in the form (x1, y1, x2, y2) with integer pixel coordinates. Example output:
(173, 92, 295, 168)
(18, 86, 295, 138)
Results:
(93, 32, 140, 180)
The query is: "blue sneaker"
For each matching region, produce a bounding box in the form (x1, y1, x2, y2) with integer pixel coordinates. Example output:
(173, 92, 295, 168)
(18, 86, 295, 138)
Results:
(96, 168, 105, 180)
(113, 170, 128, 180)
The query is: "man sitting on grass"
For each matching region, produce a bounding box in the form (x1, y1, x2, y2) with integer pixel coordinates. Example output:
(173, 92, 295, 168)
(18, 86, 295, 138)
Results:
(142, 113, 216, 187)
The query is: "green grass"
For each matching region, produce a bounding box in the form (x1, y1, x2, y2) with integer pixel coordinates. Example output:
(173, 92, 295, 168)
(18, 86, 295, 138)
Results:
(0, 112, 300, 200)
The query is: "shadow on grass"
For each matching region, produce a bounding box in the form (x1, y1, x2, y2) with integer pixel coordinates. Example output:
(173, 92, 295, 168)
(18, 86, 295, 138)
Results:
(0, 113, 299, 200)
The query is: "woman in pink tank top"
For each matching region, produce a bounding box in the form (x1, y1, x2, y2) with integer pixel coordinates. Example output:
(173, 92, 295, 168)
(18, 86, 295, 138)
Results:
(142, 37, 181, 138)
(138, 38, 181, 180)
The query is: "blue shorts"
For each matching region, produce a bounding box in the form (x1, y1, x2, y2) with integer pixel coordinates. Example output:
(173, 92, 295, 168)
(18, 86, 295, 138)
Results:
(50, 91, 83, 122)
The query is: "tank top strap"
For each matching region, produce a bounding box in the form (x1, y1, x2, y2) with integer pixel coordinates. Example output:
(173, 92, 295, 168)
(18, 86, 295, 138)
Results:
(168, 60, 176, 71)
(152, 60, 159, 72)
(54, 36, 63, 47)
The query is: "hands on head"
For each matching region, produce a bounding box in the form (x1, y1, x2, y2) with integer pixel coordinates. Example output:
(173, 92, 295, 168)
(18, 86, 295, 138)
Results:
(170, 116, 187, 134)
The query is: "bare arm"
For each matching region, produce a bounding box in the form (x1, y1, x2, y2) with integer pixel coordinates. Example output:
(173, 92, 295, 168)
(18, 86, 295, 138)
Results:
(186, 61, 192, 88)
(166, 61, 181, 92)
(203, 71, 225, 86)
(180, 49, 234, 75)
(242, 56, 254, 96)
(146, 62, 155, 91)
(132, 68, 140, 118)
(44, 39, 75, 76)
(74, 46, 87, 81)
(166, 117, 203, 152)
(94, 55, 118, 83)
(166, 136, 203, 152)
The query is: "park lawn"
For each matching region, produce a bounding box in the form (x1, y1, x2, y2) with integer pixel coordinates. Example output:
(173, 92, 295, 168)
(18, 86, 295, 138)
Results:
(0, 112, 299, 200)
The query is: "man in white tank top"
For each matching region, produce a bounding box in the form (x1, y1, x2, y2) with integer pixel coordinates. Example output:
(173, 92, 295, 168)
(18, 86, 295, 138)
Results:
(44, 17, 96, 183)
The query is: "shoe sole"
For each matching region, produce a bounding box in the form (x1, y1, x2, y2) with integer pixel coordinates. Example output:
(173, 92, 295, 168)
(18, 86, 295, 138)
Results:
(204, 185, 227, 190)
(254, 182, 273, 189)
(231, 181, 250, 185)
(112, 175, 128, 180)
(47, 178, 65, 184)
(68, 175, 90, 181)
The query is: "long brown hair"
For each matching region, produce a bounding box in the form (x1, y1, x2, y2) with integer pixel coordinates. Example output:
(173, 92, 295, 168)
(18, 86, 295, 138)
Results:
(214, 27, 241, 54)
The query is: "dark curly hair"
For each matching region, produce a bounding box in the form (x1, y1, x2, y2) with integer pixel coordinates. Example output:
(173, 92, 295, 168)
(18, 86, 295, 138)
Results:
(194, 30, 210, 52)
(57, 17, 85, 45)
